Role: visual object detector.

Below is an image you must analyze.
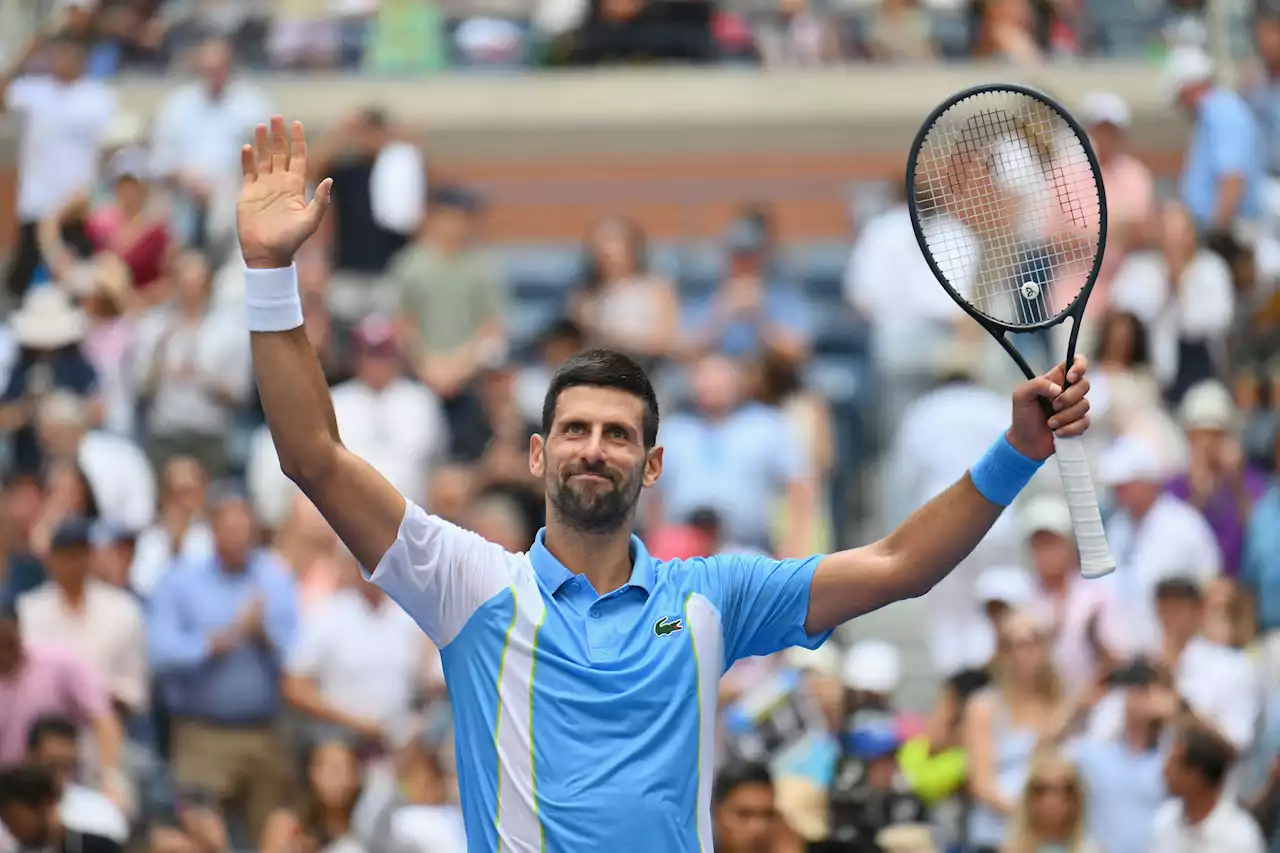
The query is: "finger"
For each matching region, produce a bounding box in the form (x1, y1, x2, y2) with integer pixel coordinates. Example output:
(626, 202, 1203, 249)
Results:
(270, 115, 289, 173)
(1052, 413, 1090, 438)
(240, 144, 256, 185)
(305, 178, 333, 231)
(1014, 375, 1062, 404)
(253, 123, 271, 176)
(1047, 398, 1090, 431)
(288, 121, 308, 177)
(1051, 377, 1090, 411)
(1066, 354, 1089, 385)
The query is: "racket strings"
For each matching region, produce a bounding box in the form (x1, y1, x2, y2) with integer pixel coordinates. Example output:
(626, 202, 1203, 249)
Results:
(912, 90, 1102, 328)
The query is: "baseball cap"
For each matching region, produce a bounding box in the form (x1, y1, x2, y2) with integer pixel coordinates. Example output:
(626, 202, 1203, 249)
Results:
(1079, 92, 1131, 129)
(841, 639, 902, 694)
(353, 315, 398, 357)
(1161, 47, 1214, 102)
(975, 565, 1035, 609)
(107, 146, 151, 183)
(49, 516, 94, 551)
(429, 185, 482, 214)
(1098, 437, 1169, 487)
(1178, 379, 1236, 432)
(1020, 494, 1073, 539)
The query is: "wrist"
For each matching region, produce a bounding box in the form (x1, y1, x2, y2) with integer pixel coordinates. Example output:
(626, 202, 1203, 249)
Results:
(244, 263, 303, 331)
(969, 432, 1045, 507)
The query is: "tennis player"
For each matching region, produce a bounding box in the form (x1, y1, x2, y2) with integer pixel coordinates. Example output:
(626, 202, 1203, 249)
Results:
(238, 117, 1093, 851)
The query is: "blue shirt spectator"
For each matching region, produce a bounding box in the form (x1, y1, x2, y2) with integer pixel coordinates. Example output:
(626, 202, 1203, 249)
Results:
(1072, 732, 1167, 853)
(683, 287, 812, 360)
(147, 506, 297, 724)
(1178, 83, 1265, 230)
(1243, 480, 1280, 633)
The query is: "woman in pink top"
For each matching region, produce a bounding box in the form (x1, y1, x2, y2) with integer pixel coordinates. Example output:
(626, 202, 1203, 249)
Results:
(272, 494, 344, 612)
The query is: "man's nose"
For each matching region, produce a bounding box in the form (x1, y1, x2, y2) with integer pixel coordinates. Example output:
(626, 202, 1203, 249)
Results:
(580, 428, 608, 461)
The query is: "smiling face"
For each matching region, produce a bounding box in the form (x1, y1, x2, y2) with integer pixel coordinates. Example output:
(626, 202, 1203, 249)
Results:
(531, 385, 662, 534)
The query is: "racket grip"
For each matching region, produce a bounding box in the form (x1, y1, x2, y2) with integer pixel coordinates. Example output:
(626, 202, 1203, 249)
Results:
(1052, 434, 1116, 579)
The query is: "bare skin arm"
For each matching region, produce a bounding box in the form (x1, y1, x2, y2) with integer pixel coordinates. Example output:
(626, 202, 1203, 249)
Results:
(805, 358, 1092, 634)
(239, 117, 406, 570)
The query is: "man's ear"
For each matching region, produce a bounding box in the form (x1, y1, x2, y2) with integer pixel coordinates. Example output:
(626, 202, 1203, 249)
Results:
(642, 446, 663, 488)
(529, 433, 546, 478)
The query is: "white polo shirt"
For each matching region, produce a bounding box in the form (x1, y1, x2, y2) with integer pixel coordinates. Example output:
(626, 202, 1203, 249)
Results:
(1148, 796, 1265, 853)
(5, 75, 116, 221)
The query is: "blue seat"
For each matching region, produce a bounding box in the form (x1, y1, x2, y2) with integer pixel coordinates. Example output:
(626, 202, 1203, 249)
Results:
(676, 245, 723, 300)
(495, 244, 581, 300)
(507, 300, 563, 354)
(812, 309, 870, 359)
(781, 242, 849, 301)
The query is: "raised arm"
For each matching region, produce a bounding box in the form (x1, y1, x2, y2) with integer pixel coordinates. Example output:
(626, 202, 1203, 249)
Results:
(237, 116, 405, 569)
(804, 358, 1092, 635)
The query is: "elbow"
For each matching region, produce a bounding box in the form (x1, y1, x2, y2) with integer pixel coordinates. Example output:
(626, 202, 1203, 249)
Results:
(279, 440, 341, 491)
(874, 540, 935, 601)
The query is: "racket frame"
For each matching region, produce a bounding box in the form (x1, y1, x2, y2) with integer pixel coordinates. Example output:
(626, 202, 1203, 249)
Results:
(904, 82, 1109, 399)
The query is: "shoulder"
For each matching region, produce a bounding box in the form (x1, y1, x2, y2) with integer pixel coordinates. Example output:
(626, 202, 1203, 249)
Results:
(1151, 798, 1182, 832)
(1206, 89, 1256, 122)
(92, 582, 143, 616)
(252, 551, 297, 585)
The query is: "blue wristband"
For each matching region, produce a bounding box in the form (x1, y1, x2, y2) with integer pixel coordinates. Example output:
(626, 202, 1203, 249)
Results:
(969, 433, 1044, 507)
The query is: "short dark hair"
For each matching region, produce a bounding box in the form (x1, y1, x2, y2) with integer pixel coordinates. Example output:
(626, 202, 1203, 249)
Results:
(1177, 724, 1235, 788)
(713, 762, 773, 807)
(26, 715, 77, 753)
(0, 764, 59, 809)
(541, 349, 660, 447)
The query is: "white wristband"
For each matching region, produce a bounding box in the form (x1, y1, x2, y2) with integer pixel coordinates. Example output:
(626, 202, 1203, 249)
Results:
(243, 263, 304, 332)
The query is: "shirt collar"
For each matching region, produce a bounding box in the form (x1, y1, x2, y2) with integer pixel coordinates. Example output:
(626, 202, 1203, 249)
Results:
(528, 529, 656, 597)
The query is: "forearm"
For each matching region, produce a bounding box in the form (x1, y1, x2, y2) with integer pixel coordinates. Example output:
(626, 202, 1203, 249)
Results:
(283, 676, 375, 732)
(1213, 175, 1245, 231)
(91, 713, 124, 776)
(880, 475, 1005, 593)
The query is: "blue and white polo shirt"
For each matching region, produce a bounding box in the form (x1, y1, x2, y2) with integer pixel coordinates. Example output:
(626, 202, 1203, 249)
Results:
(367, 500, 831, 852)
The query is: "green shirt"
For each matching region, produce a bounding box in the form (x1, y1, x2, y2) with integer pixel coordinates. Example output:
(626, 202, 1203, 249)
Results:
(387, 243, 507, 355)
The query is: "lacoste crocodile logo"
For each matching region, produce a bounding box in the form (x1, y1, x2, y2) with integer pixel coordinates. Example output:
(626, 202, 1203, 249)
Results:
(654, 616, 684, 637)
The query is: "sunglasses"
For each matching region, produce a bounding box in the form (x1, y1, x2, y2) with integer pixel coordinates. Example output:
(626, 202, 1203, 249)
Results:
(1029, 779, 1078, 797)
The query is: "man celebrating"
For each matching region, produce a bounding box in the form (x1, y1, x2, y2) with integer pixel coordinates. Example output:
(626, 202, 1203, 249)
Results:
(237, 116, 1094, 851)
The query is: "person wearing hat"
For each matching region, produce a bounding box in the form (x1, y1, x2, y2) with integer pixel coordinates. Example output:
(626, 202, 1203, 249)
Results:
(710, 762, 778, 853)
(1167, 379, 1268, 579)
(1246, 3, 1280, 231)
(685, 205, 812, 368)
(1079, 92, 1153, 304)
(1101, 436, 1222, 652)
(1021, 494, 1127, 694)
(1163, 46, 1265, 240)
(17, 517, 147, 717)
(0, 287, 99, 473)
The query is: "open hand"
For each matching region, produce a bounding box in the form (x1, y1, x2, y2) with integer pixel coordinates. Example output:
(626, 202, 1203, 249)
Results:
(1007, 355, 1091, 460)
(237, 116, 332, 270)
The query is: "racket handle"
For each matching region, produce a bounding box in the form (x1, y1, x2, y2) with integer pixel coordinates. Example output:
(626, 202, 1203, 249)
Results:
(1052, 434, 1116, 579)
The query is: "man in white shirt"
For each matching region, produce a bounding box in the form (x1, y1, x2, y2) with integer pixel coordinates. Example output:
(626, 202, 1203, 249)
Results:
(1022, 494, 1128, 693)
(1151, 724, 1266, 853)
(25, 715, 129, 843)
(249, 315, 448, 525)
(1101, 437, 1223, 651)
(0, 32, 116, 296)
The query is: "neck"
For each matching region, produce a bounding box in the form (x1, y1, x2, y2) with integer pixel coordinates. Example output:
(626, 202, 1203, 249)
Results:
(321, 808, 351, 838)
(1165, 631, 1194, 662)
(1183, 786, 1220, 825)
(58, 577, 88, 606)
(543, 521, 634, 594)
(1123, 717, 1156, 752)
(218, 552, 249, 574)
(1040, 572, 1070, 595)
(179, 300, 204, 321)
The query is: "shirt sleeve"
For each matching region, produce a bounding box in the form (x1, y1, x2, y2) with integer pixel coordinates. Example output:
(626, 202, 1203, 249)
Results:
(4, 76, 47, 112)
(705, 552, 831, 665)
(1178, 253, 1235, 339)
(112, 599, 149, 713)
(366, 500, 514, 647)
(1207, 96, 1261, 176)
(57, 648, 111, 722)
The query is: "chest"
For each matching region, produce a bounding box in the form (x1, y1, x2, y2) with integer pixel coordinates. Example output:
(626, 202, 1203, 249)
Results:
(172, 574, 262, 632)
(26, 89, 106, 142)
(319, 604, 420, 679)
(667, 418, 775, 481)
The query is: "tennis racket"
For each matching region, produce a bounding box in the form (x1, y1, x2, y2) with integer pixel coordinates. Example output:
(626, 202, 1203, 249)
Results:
(905, 83, 1115, 580)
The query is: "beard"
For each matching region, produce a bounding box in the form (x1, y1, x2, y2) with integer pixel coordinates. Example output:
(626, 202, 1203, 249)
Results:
(548, 460, 642, 534)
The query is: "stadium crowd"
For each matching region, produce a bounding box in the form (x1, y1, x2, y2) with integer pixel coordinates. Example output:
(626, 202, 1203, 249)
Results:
(6, 0, 1280, 852)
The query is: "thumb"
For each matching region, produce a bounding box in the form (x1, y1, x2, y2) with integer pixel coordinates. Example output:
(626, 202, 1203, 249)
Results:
(305, 178, 333, 230)
(1014, 375, 1062, 405)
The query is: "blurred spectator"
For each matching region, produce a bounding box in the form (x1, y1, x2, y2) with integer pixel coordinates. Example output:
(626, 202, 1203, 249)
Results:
(377, 742, 466, 853)
(29, 458, 100, 559)
(0, 764, 122, 853)
(1151, 724, 1266, 851)
(560, 0, 716, 65)
(284, 550, 441, 749)
(311, 108, 416, 320)
(24, 715, 128, 844)
(297, 253, 355, 388)
(151, 35, 270, 252)
(1070, 663, 1168, 853)
(1, 470, 50, 602)
(1243, 426, 1280, 640)
(0, 603, 124, 792)
(269, 496, 344, 612)
(130, 456, 214, 599)
(1098, 437, 1222, 652)
(685, 208, 811, 366)
(1249, 6, 1280, 244)
(1004, 751, 1097, 853)
(17, 517, 147, 715)
(1167, 380, 1268, 579)
(711, 762, 776, 853)
(1161, 0, 1209, 53)
(513, 318, 587, 427)
(1108, 201, 1235, 400)
(1079, 93, 1153, 309)
(259, 740, 364, 853)
(33, 391, 156, 536)
(134, 250, 252, 478)
(1020, 494, 1127, 694)
(866, 0, 935, 62)
(972, 0, 1041, 65)
(1088, 310, 1183, 463)
(1, 32, 116, 298)
(963, 610, 1068, 851)
(975, 565, 1036, 639)
(655, 353, 812, 556)
(752, 0, 842, 67)
(0, 287, 101, 474)
(390, 187, 506, 434)
(467, 492, 533, 553)
(888, 348, 1017, 676)
(146, 486, 296, 841)
(570, 216, 681, 368)
(1166, 48, 1264, 241)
